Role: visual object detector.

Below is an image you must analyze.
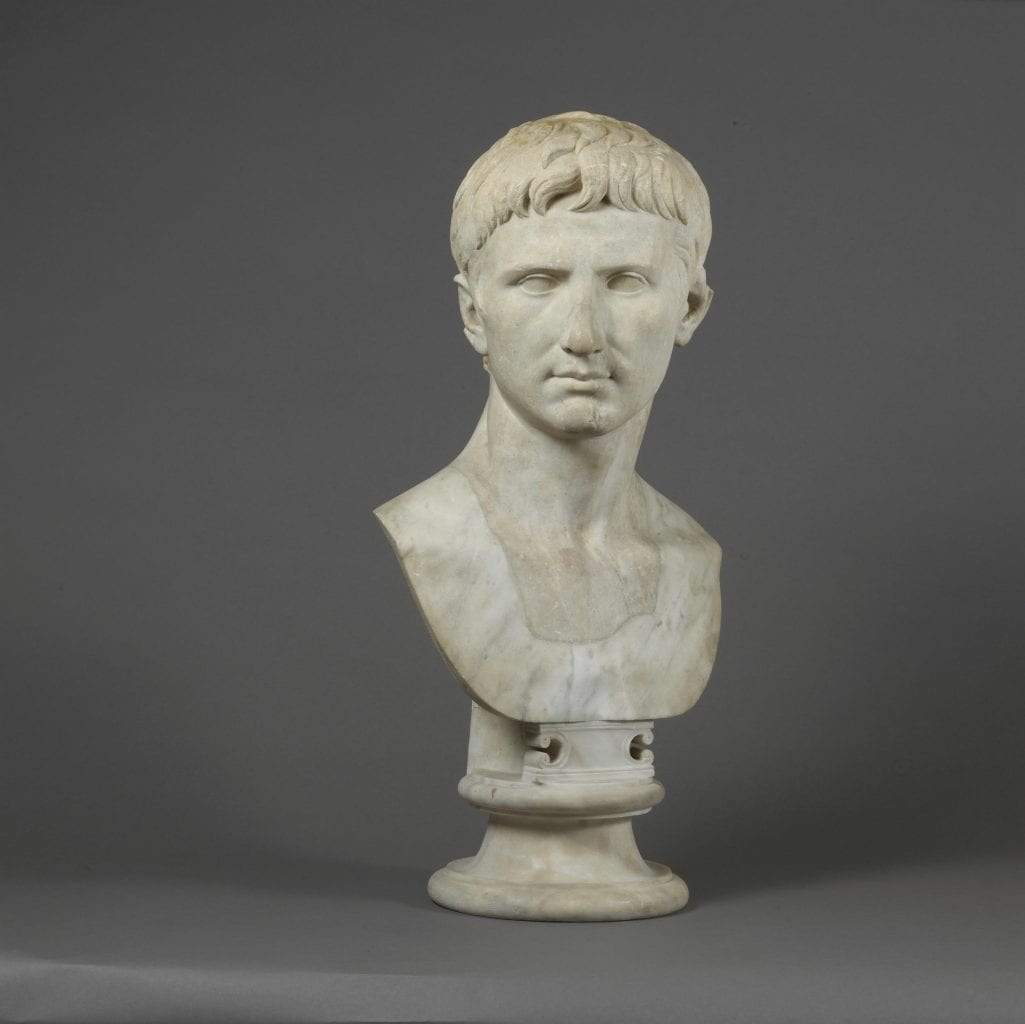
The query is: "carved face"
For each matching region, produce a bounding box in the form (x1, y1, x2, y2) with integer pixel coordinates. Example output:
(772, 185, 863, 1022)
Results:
(458, 198, 708, 440)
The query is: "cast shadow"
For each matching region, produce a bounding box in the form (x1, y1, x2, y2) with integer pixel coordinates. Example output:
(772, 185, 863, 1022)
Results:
(218, 858, 433, 912)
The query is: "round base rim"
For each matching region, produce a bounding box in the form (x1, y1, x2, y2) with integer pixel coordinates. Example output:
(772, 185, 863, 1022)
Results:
(428, 859, 689, 922)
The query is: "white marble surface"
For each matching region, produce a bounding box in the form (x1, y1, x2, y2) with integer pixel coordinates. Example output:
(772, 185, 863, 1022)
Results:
(376, 112, 722, 917)
(377, 457, 720, 722)
(430, 717, 687, 921)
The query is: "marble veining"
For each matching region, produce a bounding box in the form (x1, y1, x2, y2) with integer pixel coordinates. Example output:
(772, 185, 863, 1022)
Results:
(376, 454, 720, 723)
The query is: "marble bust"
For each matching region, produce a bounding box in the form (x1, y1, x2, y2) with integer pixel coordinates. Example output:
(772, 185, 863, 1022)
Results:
(376, 112, 721, 920)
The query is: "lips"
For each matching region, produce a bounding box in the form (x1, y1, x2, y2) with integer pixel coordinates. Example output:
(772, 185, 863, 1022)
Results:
(550, 370, 611, 382)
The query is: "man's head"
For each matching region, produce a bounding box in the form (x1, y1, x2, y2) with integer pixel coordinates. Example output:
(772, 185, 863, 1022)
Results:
(451, 112, 714, 440)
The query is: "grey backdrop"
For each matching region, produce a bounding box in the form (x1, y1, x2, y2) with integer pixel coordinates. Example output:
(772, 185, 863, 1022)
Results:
(2, 3, 1024, 1017)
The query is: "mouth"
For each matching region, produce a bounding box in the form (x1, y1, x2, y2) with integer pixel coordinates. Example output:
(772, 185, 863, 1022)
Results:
(549, 373, 609, 394)
(549, 371, 611, 382)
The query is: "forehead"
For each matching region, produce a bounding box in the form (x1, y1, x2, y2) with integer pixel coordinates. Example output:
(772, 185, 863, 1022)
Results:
(479, 201, 683, 272)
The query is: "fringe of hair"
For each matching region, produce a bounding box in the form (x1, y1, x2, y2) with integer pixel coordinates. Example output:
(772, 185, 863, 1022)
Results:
(451, 112, 711, 274)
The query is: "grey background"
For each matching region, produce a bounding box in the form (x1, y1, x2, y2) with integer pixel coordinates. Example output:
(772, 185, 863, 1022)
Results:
(2, 2, 1024, 1021)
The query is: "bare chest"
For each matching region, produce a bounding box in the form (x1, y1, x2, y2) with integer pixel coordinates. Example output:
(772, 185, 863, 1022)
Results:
(494, 530, 660, 643)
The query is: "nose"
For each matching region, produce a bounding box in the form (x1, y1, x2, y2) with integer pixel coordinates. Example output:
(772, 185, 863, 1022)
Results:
(560, 286, 604, 355)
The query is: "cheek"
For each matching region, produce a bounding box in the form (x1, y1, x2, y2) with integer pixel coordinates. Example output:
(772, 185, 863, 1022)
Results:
(650, 291, 686, 332)
(484, 302, 549, 354)
(483, 317, 545, 385)
(610, 309, 677, 393)
(611, 301, 678, 354)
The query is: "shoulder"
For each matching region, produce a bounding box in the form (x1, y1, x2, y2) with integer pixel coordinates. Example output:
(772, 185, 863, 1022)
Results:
(637, 476, 722, 570)
(374, 464, 483, 562)
(630, 477, 722, 718)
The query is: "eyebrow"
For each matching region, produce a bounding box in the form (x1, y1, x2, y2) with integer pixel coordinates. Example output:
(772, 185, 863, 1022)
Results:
(500, 264, 570, 276)
(598, 263, 660, 278)
(498, 262, 660, 278)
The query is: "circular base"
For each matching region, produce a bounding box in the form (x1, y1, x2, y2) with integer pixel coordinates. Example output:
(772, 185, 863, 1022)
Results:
(428, 858, 689, 922)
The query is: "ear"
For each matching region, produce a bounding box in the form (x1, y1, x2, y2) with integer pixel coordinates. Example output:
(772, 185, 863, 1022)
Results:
(675, 267, 713, 348)
(455, 273, 487, 356)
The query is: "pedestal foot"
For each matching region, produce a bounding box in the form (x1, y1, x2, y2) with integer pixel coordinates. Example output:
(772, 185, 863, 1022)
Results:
(429, 857, 688, 922)
(432, 718, 691, 921)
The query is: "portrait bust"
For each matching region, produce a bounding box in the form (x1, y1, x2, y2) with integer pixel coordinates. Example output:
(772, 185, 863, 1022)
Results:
(376, 111, 721, 724)
(376, 112, 722, 920)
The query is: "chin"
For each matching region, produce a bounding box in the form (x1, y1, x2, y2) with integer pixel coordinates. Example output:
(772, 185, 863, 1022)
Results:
(541, 398, 623, 439)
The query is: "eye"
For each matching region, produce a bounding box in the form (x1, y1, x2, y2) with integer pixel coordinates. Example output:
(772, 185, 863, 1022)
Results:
(517, 274, 558, 295)
(606, 272, 648, 294)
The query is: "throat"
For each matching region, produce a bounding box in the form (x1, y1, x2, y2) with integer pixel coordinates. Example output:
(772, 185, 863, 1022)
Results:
(456, 388, 661, 642)
(470, 383, 650, 538)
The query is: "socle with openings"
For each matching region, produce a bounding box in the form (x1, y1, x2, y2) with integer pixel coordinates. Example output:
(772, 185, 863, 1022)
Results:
(376, 112, 722, 921)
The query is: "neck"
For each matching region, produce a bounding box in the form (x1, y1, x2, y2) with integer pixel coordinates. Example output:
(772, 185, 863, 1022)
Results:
(459, 382, 649, 543)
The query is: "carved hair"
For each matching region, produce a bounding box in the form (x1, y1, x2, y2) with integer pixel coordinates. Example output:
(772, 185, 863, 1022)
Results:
(450, 111, 712, 277)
